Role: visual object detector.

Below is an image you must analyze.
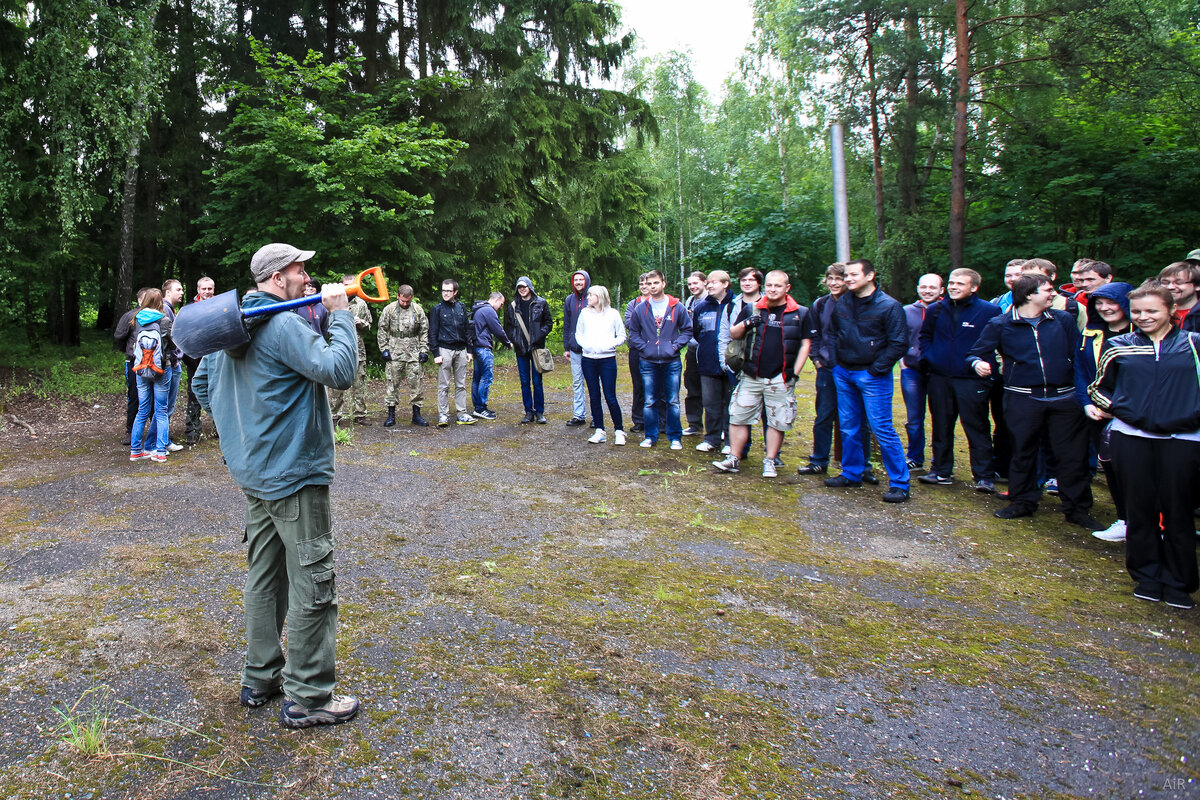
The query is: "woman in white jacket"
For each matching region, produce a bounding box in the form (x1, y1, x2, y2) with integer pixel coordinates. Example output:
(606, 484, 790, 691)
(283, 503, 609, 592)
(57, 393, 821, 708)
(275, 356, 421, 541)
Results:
(575, 285, 627, 444)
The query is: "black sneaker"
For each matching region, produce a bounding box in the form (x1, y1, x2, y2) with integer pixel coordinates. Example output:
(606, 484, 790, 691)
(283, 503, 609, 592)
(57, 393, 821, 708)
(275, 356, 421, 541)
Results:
(974, 479, 995, 494)
(918, 473, 953, 485)
(862, 471, 880, 486)
(565, 417, 587, 427)
(240, 682, 282, 708)
(630, 423, 645, 433)
(905, 459, 921, 469)
(796, 463, 827, 475)
(1164, 588, 1195, 610)
(882, 488, 910, 503)
(994, 503, 1036, 519)
(824, 474, 862, 488)
(1065, 512, 1102, 530)
(475, 409, 497, 420)
(1133, 583, 1163, 603)
(280, 695, 361, 728)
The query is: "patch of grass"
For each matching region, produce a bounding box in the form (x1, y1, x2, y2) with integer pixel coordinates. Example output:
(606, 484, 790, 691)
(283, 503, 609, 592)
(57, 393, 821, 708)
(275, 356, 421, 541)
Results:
(0, 331, 125, 403)
(334, 426, 354, 446)
(54, 687, 111, 757)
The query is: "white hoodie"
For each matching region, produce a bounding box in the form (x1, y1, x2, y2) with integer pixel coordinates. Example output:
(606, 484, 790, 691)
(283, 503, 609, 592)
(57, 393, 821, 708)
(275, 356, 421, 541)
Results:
(574, 306, 627, 359)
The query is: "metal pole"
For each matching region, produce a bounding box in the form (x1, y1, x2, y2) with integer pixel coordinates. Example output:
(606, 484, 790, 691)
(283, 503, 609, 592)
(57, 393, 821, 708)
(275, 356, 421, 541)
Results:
(830, 124, 850, 262)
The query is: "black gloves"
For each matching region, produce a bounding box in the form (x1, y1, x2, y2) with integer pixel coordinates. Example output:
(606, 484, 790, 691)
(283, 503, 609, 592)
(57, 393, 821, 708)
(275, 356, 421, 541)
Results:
(381, 350, 391, 362)
(419, 352, 429, 364)
(744, 313, 763, 329)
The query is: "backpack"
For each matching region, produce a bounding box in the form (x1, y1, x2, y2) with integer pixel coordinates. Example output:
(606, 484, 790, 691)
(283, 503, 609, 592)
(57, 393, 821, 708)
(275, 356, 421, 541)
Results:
(132, 320, 165, 376)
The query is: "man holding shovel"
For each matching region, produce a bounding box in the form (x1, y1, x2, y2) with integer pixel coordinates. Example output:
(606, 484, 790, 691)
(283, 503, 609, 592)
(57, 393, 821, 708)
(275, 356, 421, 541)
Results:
(192, 243, 361, 729)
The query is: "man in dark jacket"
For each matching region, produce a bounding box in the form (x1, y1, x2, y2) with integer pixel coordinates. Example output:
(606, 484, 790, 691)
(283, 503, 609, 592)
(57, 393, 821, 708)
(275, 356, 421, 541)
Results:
(471, 292, 513, 420)
(711, 270, 808, 477)
(504, 276, 554, 424)
(562, 270, 591, 426)
(626, 269, 692, 449)
(824, 259, 911, 502)
(691, 270, 732, 453)
(428, 278, 476, 427)
(681, 270, 708, 435)
(917, 268, 1000, 491)
(967, 272, 1097, 527)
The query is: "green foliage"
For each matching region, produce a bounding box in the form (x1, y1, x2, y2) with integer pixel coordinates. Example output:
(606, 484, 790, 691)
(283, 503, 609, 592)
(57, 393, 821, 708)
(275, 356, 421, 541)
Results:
(0, 332, 126, 403)
(196, 40, 465, 275)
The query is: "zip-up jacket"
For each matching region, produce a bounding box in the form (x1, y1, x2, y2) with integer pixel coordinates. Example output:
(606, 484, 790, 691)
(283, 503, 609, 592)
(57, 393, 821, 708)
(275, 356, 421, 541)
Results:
(562, 270, 591, 353)
(806, 293, 838, 367)
(742, 295, 808, 382)
(692, 292, 732, 377)
(918, 295, 1001, 378)
(1074, 282, 1132, 406)
(472, 301, 512, 350)
(503, 289, 553, 357)
(1089, 328, 1200, 434)
(966, 307, 1080, 395)
(1181, 303, 1200, 334)
(429, 299, 475, 351)
(832, 287, 908, 376)
(627, 294, 692, 363)
(902, 300, 933, 368)
(624, 297, 644, 352)
(717, 293, 758, 375)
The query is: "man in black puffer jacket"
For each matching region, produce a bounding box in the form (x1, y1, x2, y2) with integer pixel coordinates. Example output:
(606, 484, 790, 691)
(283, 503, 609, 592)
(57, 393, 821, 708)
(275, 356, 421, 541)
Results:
(825, 259, 911, 503)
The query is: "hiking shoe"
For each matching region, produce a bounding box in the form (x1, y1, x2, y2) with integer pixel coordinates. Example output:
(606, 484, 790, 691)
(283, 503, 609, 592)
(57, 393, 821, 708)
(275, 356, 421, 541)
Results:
(1133, 583, 1162, 603)
(587, 429, 606, 444)
(712, 456, 740, 473)
(882, 488, 910, 503)
(613, 430, 626, 446)
(669, 440, 682, 451)
(975, 479, 996, 494)
(681, 427, 700, 436)
(566, 417, 587, 427)
(762, 460, 777, 478)
(906, 458, 921, 469)
(796, 463, 827, 476)
(130, 451, 151, 461)
(1164, 588, 1195, 610)
(456, 414, 476, 425)
(824, 474, 862, 488)
(438, 415, 449, 427)
(695, 441, 716, 452)
(149, 452, 167, 463)
(994, 503, 1036, 519)
(1091, 520, 1127, 542)
(520, 412, 535, 424)
(167, 442, 184, 453)
(862, 471, 880, 485)
(1066, 512, 1102, 530)
(918, 473, 953, 485)
(1043, 478, 1059, 495)
(280, 695, 360, 729)
(640, 439, 654, 448)
(240, 682, 282, 708)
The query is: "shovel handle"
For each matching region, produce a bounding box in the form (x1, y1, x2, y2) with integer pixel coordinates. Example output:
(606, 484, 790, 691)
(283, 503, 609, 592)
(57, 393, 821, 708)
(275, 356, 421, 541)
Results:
(241, 266, 391, 318)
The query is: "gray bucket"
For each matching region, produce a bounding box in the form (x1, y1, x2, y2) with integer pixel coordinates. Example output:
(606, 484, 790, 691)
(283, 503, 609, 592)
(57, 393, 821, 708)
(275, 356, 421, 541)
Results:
(173, 290, 251, 359)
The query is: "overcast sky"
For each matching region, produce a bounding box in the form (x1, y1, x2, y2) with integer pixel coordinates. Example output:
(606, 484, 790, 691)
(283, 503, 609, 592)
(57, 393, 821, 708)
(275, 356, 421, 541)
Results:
(616, 0, 757, 100)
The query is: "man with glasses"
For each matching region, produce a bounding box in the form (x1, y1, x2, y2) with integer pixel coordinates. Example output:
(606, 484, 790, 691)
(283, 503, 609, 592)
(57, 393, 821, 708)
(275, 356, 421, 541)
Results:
(1159, 261, 1200, 330)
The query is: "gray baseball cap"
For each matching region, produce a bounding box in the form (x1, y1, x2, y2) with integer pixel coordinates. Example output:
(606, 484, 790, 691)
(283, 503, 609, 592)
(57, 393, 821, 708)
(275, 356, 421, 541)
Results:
(250, 243, 315, 282)
(1187, 248, 1200, 262)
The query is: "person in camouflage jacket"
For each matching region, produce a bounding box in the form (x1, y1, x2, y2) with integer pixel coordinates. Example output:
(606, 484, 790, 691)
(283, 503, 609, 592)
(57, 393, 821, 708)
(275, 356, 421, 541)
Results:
(376, 284, 431, 427)
(328, 273, 373, 425)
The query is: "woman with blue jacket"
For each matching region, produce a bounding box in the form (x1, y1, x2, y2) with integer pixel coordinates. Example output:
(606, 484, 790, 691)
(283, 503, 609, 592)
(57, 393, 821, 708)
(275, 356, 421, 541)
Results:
(128, 289, 175, 463)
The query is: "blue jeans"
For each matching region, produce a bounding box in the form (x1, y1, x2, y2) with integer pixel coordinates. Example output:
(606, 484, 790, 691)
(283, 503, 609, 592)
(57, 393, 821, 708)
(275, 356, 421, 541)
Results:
(516, 355, 544, 414)
(132, 373, 171, 455)
(471, 347, 494, 411)
(569, 352, 587, 419)
(147, 364, 180, 446)
(900, 367, 927, 466)
(581, 356, 623, 431)
(832, 366, 910, 490)
(639, 358, 682, 443)
(810, 366, 871, 467)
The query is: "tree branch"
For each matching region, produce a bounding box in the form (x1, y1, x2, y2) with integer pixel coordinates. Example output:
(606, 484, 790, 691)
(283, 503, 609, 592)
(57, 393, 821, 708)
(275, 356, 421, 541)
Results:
(970, 55, 1054, 78)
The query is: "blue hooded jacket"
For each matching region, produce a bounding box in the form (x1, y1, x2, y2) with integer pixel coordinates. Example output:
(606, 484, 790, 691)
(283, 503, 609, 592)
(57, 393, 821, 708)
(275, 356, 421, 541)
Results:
(691, 290, 732, 377)
(1074, 282, 1132, 405)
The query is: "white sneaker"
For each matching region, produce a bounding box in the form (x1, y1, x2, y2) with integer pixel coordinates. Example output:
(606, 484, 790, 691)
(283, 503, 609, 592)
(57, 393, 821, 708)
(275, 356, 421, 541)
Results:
(639, 439, 654, 448)
(695, 441, 715, 452)
(166, 442, 184, 452)
(762, 460, 778, 478)
(712, 456, 740, 473)
(1091, 519, 1126, 542)
(721, 445, 731, 455)
(669, 440, 682, 450)
(613, 430, 626, 446)
(587, 429, 606, 444)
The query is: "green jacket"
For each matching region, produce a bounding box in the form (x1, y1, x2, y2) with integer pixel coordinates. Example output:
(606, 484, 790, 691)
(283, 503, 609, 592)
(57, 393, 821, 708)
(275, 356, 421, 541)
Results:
(376, 299, 430, 361)
(192, 291, 358, 500)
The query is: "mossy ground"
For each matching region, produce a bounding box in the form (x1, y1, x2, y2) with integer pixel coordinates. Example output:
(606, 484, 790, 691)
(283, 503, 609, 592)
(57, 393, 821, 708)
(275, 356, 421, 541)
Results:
(0, 362, 1196, 799)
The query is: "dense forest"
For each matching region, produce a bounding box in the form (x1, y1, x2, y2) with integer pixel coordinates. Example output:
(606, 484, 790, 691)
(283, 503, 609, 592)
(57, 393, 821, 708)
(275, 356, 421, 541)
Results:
(2, 0, 1197, 345)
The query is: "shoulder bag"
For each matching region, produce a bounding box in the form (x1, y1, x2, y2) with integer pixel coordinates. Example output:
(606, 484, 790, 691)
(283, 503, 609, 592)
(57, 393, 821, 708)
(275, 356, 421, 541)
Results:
(511, 302, 555, 373)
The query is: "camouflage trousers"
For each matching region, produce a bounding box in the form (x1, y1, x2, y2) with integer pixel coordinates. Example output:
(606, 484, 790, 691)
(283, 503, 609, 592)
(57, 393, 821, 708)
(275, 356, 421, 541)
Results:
(384, 359, 424, 407)
(329, 361, 367, 421)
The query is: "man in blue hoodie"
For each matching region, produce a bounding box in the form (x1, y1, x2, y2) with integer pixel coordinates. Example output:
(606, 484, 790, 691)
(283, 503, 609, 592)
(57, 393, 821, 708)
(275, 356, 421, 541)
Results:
(471, 292, 513, 419)
(626, 269, 692, 449)
(192, 242, 361, 729)
(563, 270, 591, 427)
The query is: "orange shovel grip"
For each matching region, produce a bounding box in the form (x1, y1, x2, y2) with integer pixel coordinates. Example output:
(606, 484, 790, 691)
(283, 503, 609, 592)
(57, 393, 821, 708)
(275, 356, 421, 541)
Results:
(345, 266, 390, 304)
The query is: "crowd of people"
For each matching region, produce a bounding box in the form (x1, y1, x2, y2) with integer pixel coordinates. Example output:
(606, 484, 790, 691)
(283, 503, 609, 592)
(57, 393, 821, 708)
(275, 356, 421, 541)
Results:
(114, 243, 1200, 728)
